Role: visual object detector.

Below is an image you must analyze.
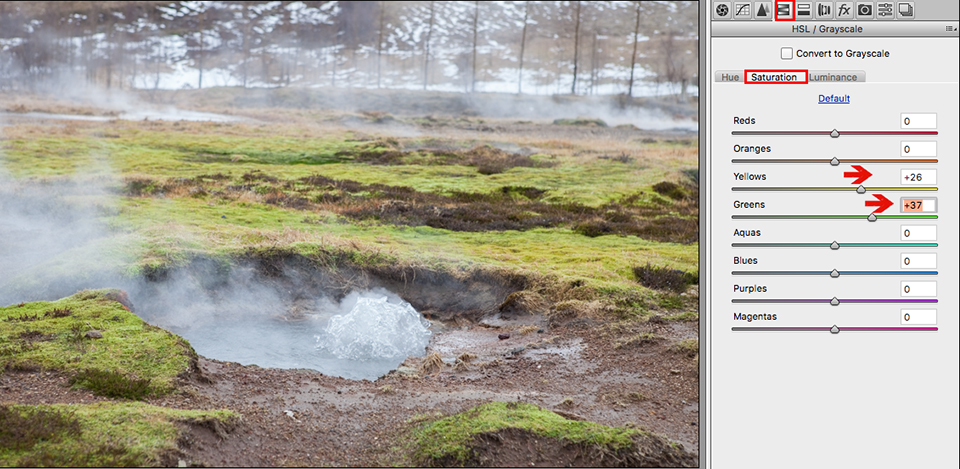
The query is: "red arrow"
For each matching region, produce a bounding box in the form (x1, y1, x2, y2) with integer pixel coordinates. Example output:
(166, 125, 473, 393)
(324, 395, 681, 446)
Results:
(865, 194, 893, 214)
(843, 165, 873, 184)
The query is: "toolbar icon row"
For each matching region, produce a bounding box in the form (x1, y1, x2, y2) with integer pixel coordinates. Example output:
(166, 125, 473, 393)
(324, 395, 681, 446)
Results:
(714, 2, 915, 20)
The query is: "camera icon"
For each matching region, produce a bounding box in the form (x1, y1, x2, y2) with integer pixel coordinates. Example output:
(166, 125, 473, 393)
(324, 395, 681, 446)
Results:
(856, 2, 874, 17)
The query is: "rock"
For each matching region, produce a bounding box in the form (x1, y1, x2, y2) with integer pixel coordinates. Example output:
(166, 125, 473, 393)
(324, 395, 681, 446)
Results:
(394, 365, 419, 377)
(283, 410, 300, 422)
(103, 290, 135, 312)
(498, 332, 511, 340)
(84, 330, 103, 339)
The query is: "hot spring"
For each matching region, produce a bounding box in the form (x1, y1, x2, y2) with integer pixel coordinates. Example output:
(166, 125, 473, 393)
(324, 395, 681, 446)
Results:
(136, 287, 432, 381)
(0, 178, 443, 381)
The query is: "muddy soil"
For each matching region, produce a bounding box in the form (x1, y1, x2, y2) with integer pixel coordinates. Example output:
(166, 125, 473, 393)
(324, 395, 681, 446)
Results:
(1, 311, 698, 466)
(1, 239, 698, 468)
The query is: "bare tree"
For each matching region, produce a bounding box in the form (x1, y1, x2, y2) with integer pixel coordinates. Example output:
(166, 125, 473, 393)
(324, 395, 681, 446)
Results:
(570, 0, 581, 95)
(517, 1, 530, 94)
(332, 21, 341, 87)
(377, 1, 385, 88)
(654, 30, 690, 101)
(627, 1, 640, 97)
(105, 11, 115, 89)
(422, 1, 435, 90)
(154, 46, 163, 90)
(197, 8, 205, 89)
(0, 1, 698, 96)
(241, 3, 253, 88)
(589, 31, 598, 95)
(471, 0, 479, 92)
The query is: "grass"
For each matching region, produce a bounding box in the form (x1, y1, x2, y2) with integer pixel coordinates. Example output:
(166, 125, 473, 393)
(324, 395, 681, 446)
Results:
(404, 401, 642, 466)
(671, 338, 699, 358)
(1, 121, 695, 208)
(633, 264, 698, 293)
(516, 325, 539, 335)
(119, 171, 695, 238)
(349, 141, 552, 175)
(68, 369, 155, 400)
(0, 125, 363, 176)
(0, 404, 81, 452)
(111, 193, 695, 292)
(2, 115, 696, 277)
(664, 311, 699, 322)
(0, 402, 237, 467)
(419, 352, 444, 375)
(614, 332, 664, 350)
(0, 290, 195, 397)
(553, 117, 608, 127)
(3, 114, 697, 314)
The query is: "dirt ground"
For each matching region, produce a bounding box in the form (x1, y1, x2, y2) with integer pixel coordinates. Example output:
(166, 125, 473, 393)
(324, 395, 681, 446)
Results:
(1, 312, 698, 466)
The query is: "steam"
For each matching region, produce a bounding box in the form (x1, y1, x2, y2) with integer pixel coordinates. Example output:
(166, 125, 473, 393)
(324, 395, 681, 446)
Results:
(227, 87, 696, 131)
(464, 93, 696, 131)
(128, 267, 431, 380)
(0, 159, 122, 304)
(1, 74, 240, 122)
(0, 118, 427, 380)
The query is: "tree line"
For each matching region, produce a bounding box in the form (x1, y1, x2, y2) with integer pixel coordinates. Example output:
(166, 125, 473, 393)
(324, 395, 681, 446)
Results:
(0, 1, 698, 98)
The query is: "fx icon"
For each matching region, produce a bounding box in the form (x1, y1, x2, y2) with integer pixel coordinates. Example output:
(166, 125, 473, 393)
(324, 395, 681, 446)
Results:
(836, 1, 855, 18)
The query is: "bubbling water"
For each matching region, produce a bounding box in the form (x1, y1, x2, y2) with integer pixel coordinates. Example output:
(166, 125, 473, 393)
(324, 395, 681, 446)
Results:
(132, 288, 432, 382)
(318, 295, 432, 360)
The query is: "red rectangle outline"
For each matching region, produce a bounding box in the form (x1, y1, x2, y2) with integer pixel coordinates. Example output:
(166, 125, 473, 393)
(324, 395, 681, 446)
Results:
(744, 69, 809, 84)
(775, 0, 796, 21)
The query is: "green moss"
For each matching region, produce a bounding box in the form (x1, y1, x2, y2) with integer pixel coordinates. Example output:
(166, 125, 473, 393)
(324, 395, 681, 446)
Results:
(68, 369, 155, 400)
(671, 338, 699, 357)
(3, 127, 690, 207)
(4, 121, 697, 301)
(657, 293, 685, 311)
(552, 117, 608, 127)
(652, 181, 688, 200)
(0, 402, 237, 467)
(114, 194, 694, 292)
(0, 290, 194, 396)
(664, 311, 699, 322)
(405, 401, 642, 466)
(0, 130, 361, 177)
(633, 264, 697, 293)
(614, 332, 665, 350)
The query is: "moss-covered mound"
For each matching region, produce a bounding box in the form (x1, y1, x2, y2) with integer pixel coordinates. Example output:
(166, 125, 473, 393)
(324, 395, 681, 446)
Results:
(0, 289, 197, 398)
(405, 401, 696, 467)
(0, 402, 237, 467)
